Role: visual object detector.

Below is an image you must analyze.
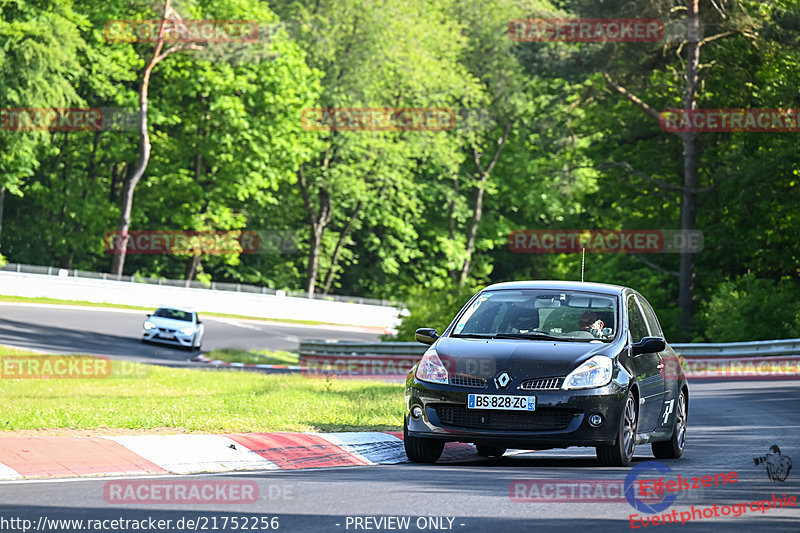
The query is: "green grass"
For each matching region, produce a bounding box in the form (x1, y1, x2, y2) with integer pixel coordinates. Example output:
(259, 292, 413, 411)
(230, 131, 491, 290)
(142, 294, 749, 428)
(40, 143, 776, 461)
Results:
(0, 294, 358, 327)
(205, 348, 300, 365)
(0, 348, 403, 433)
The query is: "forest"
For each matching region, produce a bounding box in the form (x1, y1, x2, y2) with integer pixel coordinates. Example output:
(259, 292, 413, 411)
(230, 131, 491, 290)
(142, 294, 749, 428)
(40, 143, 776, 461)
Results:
(1, 0, 798, 342)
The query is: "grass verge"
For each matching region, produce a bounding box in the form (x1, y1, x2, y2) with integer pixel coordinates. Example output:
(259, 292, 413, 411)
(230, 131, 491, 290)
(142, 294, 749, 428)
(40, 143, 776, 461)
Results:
(204, 348, 300, 366)
(0, 348, 402, 433)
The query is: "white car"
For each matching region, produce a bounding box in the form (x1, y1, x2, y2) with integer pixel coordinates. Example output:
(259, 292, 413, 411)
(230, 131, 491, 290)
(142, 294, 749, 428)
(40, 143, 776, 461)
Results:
(141, 307, 205, 350)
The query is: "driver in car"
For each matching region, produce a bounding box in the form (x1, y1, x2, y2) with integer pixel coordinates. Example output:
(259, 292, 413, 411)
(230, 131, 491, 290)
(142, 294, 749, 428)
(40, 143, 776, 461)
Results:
(579, 311, 604, 337)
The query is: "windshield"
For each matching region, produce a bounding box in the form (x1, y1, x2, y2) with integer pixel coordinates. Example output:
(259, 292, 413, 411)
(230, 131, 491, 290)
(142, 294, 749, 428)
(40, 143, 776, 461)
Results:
(153, 308, 193, 322)
(451, 290, 618, 342)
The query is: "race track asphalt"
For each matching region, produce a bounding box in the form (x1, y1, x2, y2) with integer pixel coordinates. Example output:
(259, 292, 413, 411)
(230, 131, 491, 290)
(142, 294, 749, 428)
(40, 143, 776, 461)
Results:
(0, 302, 380, 367)
(0, 381, 797, 532)
(0, 303, 798, 532)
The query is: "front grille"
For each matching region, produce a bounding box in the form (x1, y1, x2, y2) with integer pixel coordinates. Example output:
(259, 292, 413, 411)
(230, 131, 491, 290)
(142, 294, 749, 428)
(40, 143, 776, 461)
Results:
(450, 374, 487, 388)
(519, 377, 564, 390)
(432, 405, 577, 431)
(159, 328, 176, 333)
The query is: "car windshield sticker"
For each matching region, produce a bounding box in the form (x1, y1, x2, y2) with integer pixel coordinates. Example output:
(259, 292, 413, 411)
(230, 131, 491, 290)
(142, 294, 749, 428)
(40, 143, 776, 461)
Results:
(453, 294, 492, 334)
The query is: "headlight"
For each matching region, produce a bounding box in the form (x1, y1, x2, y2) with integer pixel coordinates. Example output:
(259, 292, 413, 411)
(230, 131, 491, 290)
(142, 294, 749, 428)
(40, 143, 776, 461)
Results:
(143, 321, 157, 330)
(179, 326, 195, 336)
(562, 356, 613, 389)
(415, 346, 448, 384)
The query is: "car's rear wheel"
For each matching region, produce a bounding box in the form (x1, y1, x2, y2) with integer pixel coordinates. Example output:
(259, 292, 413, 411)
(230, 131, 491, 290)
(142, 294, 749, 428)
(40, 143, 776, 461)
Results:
(652, 390, 687, 459)
(404, 419, 444, 463)
(596, 390, 637, 466)
(476, 445, 506, 458)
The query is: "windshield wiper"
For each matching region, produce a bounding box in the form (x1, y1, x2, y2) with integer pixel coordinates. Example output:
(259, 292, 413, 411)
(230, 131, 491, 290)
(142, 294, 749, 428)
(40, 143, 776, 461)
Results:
(450, 333, 495, 339)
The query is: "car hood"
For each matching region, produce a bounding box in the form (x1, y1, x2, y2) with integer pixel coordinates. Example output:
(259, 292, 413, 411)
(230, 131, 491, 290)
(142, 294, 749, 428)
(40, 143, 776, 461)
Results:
(146, 316, 195, 329)
(434, 336, 618, 380)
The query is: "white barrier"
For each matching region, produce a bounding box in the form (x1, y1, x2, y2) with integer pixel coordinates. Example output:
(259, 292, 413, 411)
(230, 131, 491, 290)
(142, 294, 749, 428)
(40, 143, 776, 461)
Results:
(0, 271, 401, 329)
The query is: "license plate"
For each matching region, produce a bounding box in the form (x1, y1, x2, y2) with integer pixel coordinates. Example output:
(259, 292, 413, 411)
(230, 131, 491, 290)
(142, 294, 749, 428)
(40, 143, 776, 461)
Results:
(467, 394, 535, 411)
(159, 333, 174, 339)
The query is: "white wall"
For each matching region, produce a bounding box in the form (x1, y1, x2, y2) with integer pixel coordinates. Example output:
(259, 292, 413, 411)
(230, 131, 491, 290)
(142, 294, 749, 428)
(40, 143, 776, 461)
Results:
(0, 272, 401, 329)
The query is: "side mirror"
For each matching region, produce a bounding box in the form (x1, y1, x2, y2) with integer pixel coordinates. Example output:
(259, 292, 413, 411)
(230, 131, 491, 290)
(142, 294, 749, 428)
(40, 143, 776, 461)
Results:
(415, 328, 439, 345)
(146, 313, 151, 318)
(196, 321, 202, 325)
(632, 336, 666, 356)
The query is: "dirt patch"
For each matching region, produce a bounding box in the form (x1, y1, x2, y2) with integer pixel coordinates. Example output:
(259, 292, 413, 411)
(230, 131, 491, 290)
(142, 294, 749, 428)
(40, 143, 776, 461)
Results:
(0, 427, 203, 438)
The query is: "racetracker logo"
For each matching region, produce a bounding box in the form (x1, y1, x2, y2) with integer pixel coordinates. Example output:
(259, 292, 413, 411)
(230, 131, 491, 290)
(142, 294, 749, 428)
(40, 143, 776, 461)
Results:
(0, 108, 140, 132)
(510, 479, 661, 503)
(103, 20, 259, 43)
(301, 355, 418, 379)
(1, 355, 112, 379)
(104, 480, 259, 504)
(509, 18, 663, 42)
(509, 229, 703, 254)
(300, 108, 456, 132)
(660, 108, 800, 132)
(665, 357, 800, 381)
(103, 230, 297, 255)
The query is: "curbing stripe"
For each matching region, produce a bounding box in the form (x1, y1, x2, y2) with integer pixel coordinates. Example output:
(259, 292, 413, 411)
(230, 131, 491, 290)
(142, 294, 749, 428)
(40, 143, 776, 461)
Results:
(225, 432, 370, 470)
(105, 435, 279, 474)
(1, 431, 480, 480)
(315, 432, 407, 465)
(0, 437, 166, 479)
(0, 461, 22, 480)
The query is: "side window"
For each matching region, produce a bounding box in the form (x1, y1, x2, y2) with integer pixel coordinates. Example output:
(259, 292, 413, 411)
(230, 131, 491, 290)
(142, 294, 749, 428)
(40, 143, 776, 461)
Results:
(627, 295, 649, 343)
(637, 296, 664, 339)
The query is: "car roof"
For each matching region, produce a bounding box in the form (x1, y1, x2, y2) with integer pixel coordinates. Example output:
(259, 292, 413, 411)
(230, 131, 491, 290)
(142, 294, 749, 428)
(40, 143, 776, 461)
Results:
(154, 306, 196, 313)
(482, 280, 626, 296)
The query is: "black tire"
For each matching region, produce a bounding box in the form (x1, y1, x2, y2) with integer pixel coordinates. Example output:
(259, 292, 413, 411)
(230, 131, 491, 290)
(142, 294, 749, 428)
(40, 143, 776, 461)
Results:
(652, 390, 687, 459)
(404, 419, 444, 463)
(597, 390, 638, 466)
(476, 445, 506, 458)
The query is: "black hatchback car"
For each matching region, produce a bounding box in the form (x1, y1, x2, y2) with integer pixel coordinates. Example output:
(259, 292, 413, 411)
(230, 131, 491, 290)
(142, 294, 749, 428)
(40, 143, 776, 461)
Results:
(404, 281, 688, 466)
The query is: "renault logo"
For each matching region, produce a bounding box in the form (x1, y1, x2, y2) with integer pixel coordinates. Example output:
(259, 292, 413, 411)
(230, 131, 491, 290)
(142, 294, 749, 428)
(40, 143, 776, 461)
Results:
(495, 372, 512, 389)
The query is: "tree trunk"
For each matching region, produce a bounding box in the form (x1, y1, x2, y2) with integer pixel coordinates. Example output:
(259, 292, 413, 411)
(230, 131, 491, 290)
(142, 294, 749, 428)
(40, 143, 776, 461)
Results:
(0, 187, 5, 252)
(458, 122, 512, 285)
(677, 0, 701, 339)
(322, 200, 363, 295)
(184, 254, 201, 281)
(297, 165, 332, 297)
(110, 0, 199, 278)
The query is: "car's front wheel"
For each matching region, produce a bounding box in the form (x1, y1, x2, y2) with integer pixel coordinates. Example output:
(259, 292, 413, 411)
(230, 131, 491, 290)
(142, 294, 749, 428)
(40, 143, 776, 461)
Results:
(476, 445, 506, 458)
(652, 390, 687, 459)
(404, 419, 444, 463)
(596, 390, 637, 466)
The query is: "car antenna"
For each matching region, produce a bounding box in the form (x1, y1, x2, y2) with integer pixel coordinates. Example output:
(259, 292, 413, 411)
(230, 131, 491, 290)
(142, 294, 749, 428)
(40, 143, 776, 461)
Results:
(581, 247, 585, 282)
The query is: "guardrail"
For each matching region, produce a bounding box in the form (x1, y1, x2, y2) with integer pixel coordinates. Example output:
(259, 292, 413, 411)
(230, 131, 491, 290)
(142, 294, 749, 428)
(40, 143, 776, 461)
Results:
(299, 338, 800, 359)
(0, 270, 402, 329)
(0, 262, 402, 307)
(298, 338, 800, 380)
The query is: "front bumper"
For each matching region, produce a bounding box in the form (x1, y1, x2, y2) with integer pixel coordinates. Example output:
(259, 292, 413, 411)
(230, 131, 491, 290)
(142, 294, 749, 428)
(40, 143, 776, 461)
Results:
(406, 377, 629, 449)
(142, 328, 194, 347)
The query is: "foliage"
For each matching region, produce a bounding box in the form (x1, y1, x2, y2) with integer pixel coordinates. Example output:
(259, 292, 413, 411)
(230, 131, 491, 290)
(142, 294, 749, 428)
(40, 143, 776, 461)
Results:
(699, 274, 800, 342)
(0, 0, 798, 340)
(390, 285, 480, 342)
